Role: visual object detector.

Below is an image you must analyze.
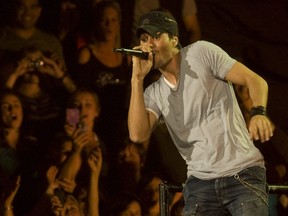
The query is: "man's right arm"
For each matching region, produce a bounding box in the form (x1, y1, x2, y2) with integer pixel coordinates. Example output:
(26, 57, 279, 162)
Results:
(128, 76, 158, 143)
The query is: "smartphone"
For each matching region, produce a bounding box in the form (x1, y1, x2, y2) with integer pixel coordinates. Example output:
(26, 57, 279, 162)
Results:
(77, 121, 86, 133)
(54, 188, 67, 205)
(66, 108, 80, 127)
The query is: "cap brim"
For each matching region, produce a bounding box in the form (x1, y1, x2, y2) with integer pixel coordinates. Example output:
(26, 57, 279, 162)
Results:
(136, 25, 163, 38)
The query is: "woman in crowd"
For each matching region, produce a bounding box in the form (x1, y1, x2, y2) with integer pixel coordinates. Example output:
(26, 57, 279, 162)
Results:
(28, 87, 104, 215)
(50, 146, 102, 216)
(49, 88, 108, 214)
(0, 89, 41, 215)
(108, 137, 146, 196)
(74, 0, 131, 153)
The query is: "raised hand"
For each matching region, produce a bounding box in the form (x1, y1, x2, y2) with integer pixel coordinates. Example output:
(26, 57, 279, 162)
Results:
(46, 165, 60, 196)
(87, 146, 102, 176)
(4, 176, 21, 209)
(57, 178, 76, 194)
(132, 45, 154, 80)
(50, 195, 63, 216)
(71, 127, 89, 153)
(37, 56, 66, 79)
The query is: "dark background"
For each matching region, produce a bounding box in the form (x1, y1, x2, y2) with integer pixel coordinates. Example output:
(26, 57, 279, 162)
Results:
(196, 0, 288, 133)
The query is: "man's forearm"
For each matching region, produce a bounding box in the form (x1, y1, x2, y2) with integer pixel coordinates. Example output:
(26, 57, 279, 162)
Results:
(247, 75, 268, 108)
(128, 78, 151, 142)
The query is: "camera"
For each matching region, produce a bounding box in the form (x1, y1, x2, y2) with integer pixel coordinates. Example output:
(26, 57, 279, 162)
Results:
(29, 58, 44, 69)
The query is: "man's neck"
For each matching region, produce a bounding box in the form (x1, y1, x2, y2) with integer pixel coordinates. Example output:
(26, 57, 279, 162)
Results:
(12, 26, 36, 39)
(160, 52, 181, 86)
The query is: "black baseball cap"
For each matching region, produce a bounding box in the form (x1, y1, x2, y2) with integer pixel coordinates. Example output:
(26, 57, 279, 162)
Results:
(136, 10, 179, 38)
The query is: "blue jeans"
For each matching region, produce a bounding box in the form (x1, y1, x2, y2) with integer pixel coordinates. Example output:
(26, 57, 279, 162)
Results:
(182, 166, 268, 216)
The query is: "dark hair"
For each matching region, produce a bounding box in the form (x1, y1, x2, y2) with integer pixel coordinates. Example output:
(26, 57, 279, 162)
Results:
(91, 0, 121, 39)
(93, 0, 121, 23)
(47, 131, 73, 165)
(121, 137, 146, 165)
(0, 89, 24, 125)
(0, 88, 22, 103)
(108, 192, 142, 216)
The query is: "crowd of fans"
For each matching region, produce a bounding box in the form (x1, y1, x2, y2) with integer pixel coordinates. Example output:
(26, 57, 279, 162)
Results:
(0, 0, 200, 215)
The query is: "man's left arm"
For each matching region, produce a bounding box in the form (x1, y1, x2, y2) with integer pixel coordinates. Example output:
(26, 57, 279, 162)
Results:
(225, 61, 274, 142)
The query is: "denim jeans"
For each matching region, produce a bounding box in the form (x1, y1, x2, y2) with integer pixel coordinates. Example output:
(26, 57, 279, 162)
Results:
(182, 166, 268, 216)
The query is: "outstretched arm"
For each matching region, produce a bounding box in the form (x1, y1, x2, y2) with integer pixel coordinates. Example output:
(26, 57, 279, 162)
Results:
(57, 128, 88, 182)
(86, 147, 102, 216)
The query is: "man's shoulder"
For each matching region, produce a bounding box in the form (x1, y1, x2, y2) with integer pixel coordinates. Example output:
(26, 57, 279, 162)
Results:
(183, 40, 225, 57)
(185, 40, 217, 49)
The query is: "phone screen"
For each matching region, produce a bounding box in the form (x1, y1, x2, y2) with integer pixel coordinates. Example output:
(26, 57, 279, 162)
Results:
(66, 108, 80, 127)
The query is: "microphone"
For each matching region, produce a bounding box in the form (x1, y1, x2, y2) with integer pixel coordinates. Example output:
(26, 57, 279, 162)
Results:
(113, 48, 149, 60)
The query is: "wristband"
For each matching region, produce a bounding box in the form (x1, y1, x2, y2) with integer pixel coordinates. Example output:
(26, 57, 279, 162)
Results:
(250, 106, 267, 117)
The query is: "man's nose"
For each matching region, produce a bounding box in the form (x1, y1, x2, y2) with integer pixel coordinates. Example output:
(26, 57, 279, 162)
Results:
(147, 36, 155, 44)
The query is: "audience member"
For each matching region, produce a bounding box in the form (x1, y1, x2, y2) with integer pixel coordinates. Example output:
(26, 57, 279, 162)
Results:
(108, 137, 146, 196)
(137, 172, 165, 216)
(51, 194, 84, 216)
(51, 89, 108, 213)
(28, 123, 103, 216)
(56, 0, 80, 43)
(108, 191, 143, 216)
(59, 88, 106, 177)
(0, 89, 42, 215)
(46, 132, 74, 168)
(56, 0, 83, 76)
(73, 0, 131, 153)
(0, 0, 65, 68)
(26, 165, 76, 216)
(49, 145, 102, 216)
(2, 47, 76, 150)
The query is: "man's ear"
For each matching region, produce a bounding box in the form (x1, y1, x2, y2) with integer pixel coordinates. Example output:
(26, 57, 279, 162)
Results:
(172, 36, 179, 47)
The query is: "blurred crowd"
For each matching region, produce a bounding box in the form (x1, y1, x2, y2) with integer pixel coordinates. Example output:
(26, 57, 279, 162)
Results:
(0, 0, 287, 216)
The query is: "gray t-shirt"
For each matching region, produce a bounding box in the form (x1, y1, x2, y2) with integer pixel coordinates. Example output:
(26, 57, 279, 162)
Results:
(144, 40, 264, 180)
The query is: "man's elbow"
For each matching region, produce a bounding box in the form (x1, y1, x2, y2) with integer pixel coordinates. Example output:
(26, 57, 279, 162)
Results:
(256, 75, 268, 91)
(129, 132, 149, 143)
